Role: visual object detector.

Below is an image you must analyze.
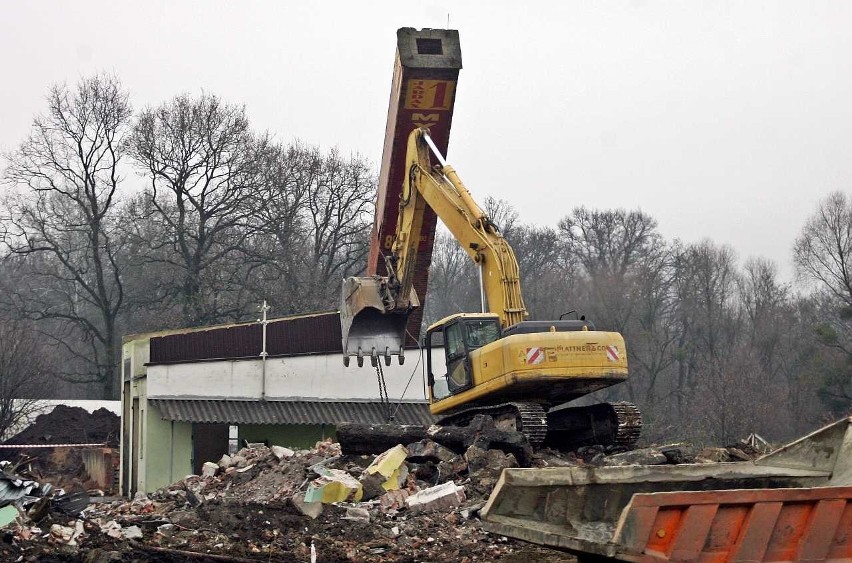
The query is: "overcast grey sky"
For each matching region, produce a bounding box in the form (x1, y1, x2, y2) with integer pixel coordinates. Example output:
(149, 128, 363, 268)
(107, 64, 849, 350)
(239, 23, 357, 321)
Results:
(2, 1, 851, 280)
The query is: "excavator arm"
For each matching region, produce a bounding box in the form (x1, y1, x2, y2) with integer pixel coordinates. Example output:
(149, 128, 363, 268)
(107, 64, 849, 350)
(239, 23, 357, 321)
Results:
(341, 128, 527, 366)
(392, 129, 527, 327)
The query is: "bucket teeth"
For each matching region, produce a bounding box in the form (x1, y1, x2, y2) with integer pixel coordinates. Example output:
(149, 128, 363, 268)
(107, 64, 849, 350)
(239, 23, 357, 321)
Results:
(339, 276, 418, 366)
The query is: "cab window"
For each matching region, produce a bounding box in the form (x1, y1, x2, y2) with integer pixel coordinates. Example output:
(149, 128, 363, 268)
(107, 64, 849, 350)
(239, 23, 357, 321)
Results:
(464, 319, 500, 349)
(444, 323, 465, 359)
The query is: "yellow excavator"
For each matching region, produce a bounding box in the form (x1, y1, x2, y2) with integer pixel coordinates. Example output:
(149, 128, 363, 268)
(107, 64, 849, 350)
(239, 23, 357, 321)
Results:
(341, 128, 641, 448)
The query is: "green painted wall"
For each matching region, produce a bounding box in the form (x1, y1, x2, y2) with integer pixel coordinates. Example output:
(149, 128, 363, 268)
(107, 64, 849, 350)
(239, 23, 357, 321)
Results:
(239, 424, 335, 450)
(143, 406, 192, 492)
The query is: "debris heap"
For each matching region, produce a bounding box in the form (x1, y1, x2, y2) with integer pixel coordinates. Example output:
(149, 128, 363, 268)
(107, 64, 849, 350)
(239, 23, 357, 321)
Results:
(1, 406, 120, 494)
(0, 416, 762, 562)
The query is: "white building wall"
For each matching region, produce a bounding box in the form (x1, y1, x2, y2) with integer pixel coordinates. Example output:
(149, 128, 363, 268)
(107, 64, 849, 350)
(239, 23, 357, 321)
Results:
(147, 350, 433, 401)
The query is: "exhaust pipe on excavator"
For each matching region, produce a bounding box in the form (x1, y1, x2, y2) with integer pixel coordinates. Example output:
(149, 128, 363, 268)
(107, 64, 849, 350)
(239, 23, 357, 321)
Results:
(340, 276, 419, 367)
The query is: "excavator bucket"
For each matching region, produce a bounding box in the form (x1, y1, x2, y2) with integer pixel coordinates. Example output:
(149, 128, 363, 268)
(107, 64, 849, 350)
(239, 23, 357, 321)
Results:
(480, 416, 852, 561)
(340, 276, 419, 367)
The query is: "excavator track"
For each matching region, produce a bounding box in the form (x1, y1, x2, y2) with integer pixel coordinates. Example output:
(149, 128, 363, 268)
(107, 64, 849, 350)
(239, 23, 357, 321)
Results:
(542, 401, 643, 451)
(438, 401, 642, 450)
(437, 402, 548, 446)
(612, 401, 642, 448)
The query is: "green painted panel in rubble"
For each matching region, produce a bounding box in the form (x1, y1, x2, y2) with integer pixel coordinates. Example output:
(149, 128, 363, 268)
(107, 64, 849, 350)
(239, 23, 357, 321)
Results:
(239, 424, 336, 450)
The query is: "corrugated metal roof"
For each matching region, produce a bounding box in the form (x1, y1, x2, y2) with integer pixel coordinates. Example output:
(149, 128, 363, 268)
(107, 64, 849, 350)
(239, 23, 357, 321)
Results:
(0, 474, 39, 504)
(149, 312, 344, 364)
(149, 399, 434, 426)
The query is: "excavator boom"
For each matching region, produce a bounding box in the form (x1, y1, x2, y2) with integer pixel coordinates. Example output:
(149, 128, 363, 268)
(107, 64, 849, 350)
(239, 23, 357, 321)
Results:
(341, 129, 526, 365)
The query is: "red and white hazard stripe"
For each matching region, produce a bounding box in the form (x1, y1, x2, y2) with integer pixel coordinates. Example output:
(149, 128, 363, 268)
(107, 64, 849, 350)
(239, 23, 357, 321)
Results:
(526, 347, 544, 365)
(606, 345, 620, 362)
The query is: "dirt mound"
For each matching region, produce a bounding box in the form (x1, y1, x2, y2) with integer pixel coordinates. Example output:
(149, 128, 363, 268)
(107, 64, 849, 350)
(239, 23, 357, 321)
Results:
(5, 405, 119, 447)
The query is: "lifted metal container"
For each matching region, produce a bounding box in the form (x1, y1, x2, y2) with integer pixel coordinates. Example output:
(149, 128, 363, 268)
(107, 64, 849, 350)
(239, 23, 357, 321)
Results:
(481, 416, 852, 561)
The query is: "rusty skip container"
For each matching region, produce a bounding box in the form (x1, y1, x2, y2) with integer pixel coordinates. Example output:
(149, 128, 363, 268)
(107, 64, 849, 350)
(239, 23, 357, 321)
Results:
(481, 416, 852, 562)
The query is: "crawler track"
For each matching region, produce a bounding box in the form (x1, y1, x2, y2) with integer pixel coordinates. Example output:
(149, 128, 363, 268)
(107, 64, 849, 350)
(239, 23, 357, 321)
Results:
(439, 401, 642, 450)
(612, 401, 642, 448)
(437, 402, 548, 446)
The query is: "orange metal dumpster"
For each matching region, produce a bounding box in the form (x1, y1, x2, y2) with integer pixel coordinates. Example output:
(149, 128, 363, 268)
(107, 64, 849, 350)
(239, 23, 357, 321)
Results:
(615, 486, 852, 562)
(481, 416, 852, 562)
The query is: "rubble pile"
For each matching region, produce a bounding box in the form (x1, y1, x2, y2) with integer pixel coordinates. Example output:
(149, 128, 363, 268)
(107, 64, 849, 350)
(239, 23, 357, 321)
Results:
(0, 406, 120, 494)
(0, 436, 566, 561)
(0, 420, 764, 562)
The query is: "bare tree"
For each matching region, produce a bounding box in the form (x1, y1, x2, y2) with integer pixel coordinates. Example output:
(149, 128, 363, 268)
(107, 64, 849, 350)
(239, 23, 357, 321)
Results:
(293, 147, 374, 310)
(129, 93, 266, 326)
(483, 196, 519, 239)
(793, 192, 852, 413)
(245, 142, 314, 313)
(423, 231, 480, 327)
(558, 207, 661, 331)
(0, 319, 51, 441)
(624, 246, 679, 408)
(794, 191, 852, 306)
(739, 258, 789, 370)
(1, 74, 130, 399)
(659, 241, 737, 426)
(507, 224, 573, 320)
(240, 143, 376, 313)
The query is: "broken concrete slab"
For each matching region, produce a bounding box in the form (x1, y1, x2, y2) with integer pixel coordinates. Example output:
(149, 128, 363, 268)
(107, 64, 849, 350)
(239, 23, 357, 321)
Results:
(429, 415, 533, 466)
(464, 445, 488, 472)
(343, 506, 370, 521)
(406, 439, 455, 463)
(338, 416, 533, 465)
(100, 520, 122, 539)
(201, 462, 219, 477)
(468, 449, 519, 495)
(304, 469, 363, 504)
(659, 444, 698, 464)
(156, 523, 175, 537)
(726, 447, 752, 462)
(380, 488, 412, 511)
(603, 448, 669, 467)
(460, 501, 486, 520)
(290, 493, 323, 519)
(696, 447, 731, 463)
(365, 444, 409, 491)
(358, 472, 387, 501)
(406, 482, 466, 514)
(121, 525, 143, 540)
(271, 445, 295, 460)
(437, 455, 468, 482)
(337, 424, 428, 455)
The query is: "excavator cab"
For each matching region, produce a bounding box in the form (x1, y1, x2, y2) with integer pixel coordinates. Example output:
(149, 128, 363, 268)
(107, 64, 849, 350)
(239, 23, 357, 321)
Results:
(426, 313, 501, 402)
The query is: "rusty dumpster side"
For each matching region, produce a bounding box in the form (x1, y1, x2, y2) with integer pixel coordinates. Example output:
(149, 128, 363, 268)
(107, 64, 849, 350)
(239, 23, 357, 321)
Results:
(613, 486, 852, 562)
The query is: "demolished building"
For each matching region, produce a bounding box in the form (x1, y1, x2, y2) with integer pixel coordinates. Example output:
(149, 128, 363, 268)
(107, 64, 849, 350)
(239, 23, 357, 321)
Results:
(121, 310, 433, 496)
